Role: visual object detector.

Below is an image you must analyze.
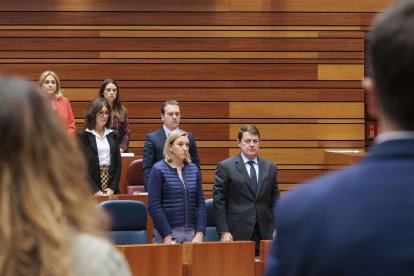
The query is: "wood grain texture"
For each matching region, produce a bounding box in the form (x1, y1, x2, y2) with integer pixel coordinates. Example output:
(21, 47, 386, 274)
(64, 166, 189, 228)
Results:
(0, 0, 230, 12)
(230, 0, 394, 12)
(0, 12, 375, 25)
(318, 64, 364, 80)
(117, 244, 183, 276)
(230, 102, 364, 119)
(0, 0, 371, 192)
(0, 38, 364, 52)
(234, 124, 365, 140)
(0, 63, 317, 81)
(183, 242, 255, 276)
(60, 80, 363, 89)
(64, 88, 363, 102)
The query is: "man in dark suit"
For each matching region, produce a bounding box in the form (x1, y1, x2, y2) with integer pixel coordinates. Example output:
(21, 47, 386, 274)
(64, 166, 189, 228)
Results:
(266, 1, 414, 275)
(214, 125, 279, 255)
(142, 100, 200, 191)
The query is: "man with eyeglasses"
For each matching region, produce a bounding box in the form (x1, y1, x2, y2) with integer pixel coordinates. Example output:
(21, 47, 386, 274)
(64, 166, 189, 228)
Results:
(214, 125, 279, 255)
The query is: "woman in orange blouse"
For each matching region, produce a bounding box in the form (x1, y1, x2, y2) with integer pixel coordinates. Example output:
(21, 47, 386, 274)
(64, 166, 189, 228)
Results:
(39, 71, 76, 138)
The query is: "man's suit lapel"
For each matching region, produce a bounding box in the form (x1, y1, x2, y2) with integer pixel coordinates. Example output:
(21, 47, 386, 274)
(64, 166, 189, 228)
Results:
(235, 154, 256, 196)
(155, 128, 167, 160)
(156, 128, 167, 145)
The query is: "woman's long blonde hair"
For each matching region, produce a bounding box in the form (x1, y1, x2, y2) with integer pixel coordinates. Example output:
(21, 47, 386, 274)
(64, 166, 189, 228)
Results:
(0, 76, 107, 275)
(38, 70, 64, 99)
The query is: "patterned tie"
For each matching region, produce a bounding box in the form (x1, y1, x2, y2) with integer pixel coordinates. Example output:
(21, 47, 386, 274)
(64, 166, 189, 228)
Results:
(247, 160, 258, 194)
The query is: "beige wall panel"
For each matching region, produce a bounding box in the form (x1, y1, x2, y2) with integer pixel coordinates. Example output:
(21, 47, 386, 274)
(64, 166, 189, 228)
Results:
(0, 11, 374, 26)
(230, 102, 364, 119)
(100, 30, 320, 38)
(318, 64, 364, 80)
(101, 52, 319, 59)
(65, 88, 363, 102)
(61, 80, 363, 89)
(0, 0, 230, 11)
(0, 63, 316, 81)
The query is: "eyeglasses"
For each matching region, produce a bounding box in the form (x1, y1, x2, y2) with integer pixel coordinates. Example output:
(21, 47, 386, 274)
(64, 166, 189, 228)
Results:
(97, 111, 110, 117)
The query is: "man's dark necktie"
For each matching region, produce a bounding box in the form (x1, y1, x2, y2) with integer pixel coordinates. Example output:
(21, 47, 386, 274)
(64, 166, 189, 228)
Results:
(247, 160, 258, 194)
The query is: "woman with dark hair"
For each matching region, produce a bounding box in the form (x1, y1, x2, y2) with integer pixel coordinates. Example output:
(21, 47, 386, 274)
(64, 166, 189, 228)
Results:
(77, 98, 122, 196)
(39, 70, 76, 138)
(0, 76, 130, 275)
(99, 79, 131, 153)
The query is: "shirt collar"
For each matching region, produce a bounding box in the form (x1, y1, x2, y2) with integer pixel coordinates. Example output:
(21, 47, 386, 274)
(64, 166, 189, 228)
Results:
(375, 130, 414, 145)
(163, 125, 178, 136)
(86, 127, 113, 138)
(240, 153, 258, 164)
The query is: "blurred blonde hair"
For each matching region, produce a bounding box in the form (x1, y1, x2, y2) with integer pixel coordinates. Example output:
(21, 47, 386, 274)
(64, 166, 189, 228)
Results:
(0, 76, 107, 275)
(38, 70, 64, 99)
(163, 129, 191, 164)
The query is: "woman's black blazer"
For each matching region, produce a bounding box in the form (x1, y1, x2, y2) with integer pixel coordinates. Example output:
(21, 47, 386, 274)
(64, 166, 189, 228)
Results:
(76, 130, 122, 194)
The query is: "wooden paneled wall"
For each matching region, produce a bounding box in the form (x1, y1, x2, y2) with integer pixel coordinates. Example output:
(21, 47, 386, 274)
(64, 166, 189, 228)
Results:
(0, 0, 393, 191)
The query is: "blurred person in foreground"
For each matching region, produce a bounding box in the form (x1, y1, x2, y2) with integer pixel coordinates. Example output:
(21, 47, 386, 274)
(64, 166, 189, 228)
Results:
(148, 129, 206, 244)
(38, 70, 76, 138)
(0, 76, 130, 275)
(266, 1, 414, 275)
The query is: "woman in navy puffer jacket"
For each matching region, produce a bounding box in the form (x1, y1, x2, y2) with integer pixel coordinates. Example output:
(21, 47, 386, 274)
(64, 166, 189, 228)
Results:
(148, 129, 206, 243)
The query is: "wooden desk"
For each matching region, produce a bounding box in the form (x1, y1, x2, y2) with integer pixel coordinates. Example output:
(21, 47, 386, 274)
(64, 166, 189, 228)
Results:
(118, 241, 257, 276)
(183, 241, 255, 276)
(324, 150, 365, 171)
(117, 244, 183, 276)
(255, 240, 273, 276)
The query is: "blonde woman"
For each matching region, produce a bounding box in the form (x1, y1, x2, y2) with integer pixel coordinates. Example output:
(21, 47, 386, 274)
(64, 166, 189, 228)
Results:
(148, 129, 206, 243)
(39, 70, 76, 138)
(0, 76, 130, 275)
